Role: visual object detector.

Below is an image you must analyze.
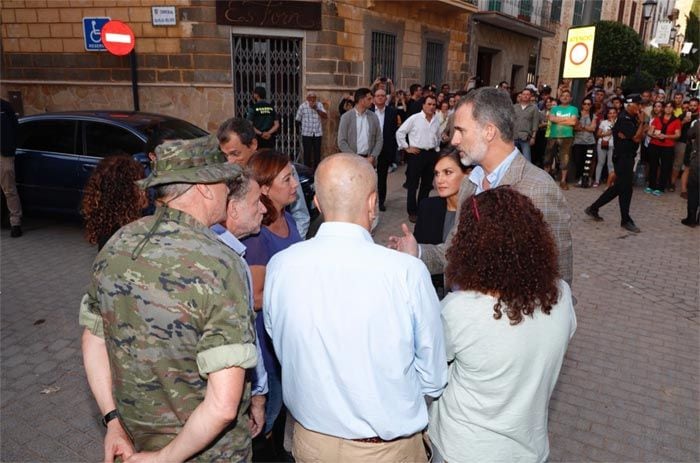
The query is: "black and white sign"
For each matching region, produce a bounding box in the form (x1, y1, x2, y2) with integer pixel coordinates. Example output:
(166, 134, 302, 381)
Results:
(152, 6, 176, 26)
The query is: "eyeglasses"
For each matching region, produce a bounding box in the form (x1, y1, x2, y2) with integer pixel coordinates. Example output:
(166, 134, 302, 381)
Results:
(582, 102, 592, 105)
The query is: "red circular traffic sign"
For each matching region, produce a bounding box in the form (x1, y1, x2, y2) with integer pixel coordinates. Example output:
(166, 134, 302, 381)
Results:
(101, 20, 135, 56)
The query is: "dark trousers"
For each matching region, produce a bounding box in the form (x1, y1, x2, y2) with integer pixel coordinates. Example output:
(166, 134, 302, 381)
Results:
(647, 144, 674, 191)
(406, 149, 437, 215)
(302, 135, 322, 169)
(590, 153, 635, 224)
(687, 173, 699, 223)
(377, 150, 392, 206)
(256, 135, 276, 150)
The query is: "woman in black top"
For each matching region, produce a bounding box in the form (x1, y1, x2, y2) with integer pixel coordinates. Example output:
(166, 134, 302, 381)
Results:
(414, 148, 470, 296)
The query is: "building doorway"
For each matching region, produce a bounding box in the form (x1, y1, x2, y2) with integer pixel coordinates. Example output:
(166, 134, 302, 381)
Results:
(232, 35, 302, 161)
(476, 47, 499, 86)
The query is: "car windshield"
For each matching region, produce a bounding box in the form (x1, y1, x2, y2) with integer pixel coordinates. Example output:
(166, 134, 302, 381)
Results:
(138, 118, 208, 141)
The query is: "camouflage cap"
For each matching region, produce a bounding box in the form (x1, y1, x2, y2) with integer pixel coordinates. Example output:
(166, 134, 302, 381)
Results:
(137, 135, 242, 189)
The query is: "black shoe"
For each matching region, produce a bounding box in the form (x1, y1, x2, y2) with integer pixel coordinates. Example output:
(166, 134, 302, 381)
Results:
(621, 221, 641, 233)
(584, 207, 603, 222)
(10, 225, 22, 238)
(379, 203, 386, 212)
(681, 218, 698, 227)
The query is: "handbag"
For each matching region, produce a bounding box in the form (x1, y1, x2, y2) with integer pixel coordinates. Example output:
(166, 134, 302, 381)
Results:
(601, 139, 609, 149)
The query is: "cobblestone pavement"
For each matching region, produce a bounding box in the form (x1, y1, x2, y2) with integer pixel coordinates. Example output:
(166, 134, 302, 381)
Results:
(1, 165, 698, 462)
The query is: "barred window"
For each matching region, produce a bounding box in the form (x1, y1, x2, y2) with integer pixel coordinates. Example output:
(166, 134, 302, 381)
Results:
(573, 0, 584, 25)
(370, 32, 396, 82)
(488, 0, 502, 12)
(550, 0, 562, 22)
(519, 0, 533, 21)
(425, 40, 445, 86)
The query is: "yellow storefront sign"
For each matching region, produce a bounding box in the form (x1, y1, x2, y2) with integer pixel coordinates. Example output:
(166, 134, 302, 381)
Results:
(563, 26, 596, 79)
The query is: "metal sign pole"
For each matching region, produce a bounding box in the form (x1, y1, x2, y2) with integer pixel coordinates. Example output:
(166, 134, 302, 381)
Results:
(130, 49, 139, 111)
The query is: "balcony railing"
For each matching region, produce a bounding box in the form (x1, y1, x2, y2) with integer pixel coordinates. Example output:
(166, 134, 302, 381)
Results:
(477, 0, 559, 32)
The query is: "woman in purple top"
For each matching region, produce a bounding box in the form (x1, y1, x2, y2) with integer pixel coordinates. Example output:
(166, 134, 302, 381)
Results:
(241, 149, 301, 450)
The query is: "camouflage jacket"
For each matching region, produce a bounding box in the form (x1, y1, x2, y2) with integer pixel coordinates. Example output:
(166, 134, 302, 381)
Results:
(80, 207, 256, 462)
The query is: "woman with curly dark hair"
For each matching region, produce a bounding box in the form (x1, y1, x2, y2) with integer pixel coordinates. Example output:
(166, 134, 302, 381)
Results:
(81, 155, 147, 250)
(428, 186, 576, 463)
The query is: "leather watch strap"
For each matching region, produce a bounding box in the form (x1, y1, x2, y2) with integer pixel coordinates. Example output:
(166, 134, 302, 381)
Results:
(102, 409, 119, 427)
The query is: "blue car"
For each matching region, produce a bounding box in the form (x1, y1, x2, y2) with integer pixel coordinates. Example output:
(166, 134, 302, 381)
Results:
(12, 111, 316, 216)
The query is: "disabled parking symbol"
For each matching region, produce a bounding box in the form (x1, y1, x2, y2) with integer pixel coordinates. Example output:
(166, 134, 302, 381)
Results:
(83, 17, 110, 51)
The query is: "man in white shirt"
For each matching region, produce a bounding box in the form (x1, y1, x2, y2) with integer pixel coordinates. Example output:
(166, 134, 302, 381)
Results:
(395, 95, 441, 222)
(337, 87, 383, 165)
(295, 91, 327, 169)
(264, 153, 447, 462)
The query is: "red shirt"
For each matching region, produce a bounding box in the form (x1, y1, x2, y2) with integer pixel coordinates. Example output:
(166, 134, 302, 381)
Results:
(649, 116, 681, 148)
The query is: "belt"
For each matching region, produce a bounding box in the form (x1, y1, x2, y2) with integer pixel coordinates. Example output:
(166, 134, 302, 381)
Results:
(352, 436, 398, 444)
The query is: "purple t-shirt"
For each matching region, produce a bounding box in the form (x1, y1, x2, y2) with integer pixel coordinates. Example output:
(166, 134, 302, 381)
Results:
(241, 211, 302, 266)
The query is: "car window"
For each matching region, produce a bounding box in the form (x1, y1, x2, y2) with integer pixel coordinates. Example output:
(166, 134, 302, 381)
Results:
(140, 119, 208, 141)
(17, 120, 78, 154)
(84, 122, 144, 157)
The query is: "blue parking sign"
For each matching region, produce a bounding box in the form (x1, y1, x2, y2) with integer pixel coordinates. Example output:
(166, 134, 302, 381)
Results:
(83, 17, 110, 51)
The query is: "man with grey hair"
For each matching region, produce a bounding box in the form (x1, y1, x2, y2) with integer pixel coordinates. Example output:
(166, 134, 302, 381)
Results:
(513, 87, 539, 162)
(264, 153, 446, 462)
(389, 87, 573, 286)
(80, 135, 257, 462)
(295, 91, 327, 169)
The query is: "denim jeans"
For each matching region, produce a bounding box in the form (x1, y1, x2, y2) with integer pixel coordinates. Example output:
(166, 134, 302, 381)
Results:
(514, 139, 532, 162)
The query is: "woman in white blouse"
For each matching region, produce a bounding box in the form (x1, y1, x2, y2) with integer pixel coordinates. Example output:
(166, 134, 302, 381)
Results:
(429, 186, 577, 463)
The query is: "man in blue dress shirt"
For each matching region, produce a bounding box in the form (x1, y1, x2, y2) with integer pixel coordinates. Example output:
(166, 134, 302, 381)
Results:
(263, 153, 447, 462)
(210, 169, 269, 439)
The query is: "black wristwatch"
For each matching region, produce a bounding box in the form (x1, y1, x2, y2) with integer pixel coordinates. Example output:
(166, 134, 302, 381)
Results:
(102, 409, 119, 427)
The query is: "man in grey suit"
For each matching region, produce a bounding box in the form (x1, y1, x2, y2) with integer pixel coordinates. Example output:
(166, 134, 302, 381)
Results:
(389, 87, 573, 286)
(337, 87, 383, 165)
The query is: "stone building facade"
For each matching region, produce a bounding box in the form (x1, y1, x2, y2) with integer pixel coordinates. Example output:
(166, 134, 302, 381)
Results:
(1, 0, 475, 159)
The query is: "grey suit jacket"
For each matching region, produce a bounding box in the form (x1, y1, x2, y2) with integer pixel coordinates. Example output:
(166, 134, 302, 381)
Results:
(337, 109, 383, 157)
(421, 153, 574, 286)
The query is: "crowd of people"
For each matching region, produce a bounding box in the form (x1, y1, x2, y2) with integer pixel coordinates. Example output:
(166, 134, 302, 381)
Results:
(74, 71, 699, 463)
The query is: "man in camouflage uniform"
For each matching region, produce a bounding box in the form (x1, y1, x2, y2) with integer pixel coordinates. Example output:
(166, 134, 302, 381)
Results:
(80, 135, 257, 462)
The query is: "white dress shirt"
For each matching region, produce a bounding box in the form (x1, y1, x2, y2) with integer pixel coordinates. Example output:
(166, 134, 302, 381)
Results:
(396, 110, 441, 151)
(355, 109, 371, 155)
(374, 106, 386, 135)
(263, 222, 447, 440)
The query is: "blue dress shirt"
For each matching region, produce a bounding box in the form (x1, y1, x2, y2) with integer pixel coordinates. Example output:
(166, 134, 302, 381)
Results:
(468, 148, 519, 194)
(211, 223, 268, 396)
(263, 222, 447, 440)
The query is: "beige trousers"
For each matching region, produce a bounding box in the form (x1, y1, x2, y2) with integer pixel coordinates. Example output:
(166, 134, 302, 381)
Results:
(0, 156, 22, 226)
(292, 422, 427, 463)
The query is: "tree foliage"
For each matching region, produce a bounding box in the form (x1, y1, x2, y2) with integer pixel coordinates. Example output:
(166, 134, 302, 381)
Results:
(684, 11, 699, 71)
(640, 48, 681, 80)
(622, 71, 656, 95)
(591, 21, 643, 77)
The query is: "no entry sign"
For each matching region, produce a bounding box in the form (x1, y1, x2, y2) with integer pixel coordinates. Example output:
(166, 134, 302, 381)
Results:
(101, 20, 135, 56)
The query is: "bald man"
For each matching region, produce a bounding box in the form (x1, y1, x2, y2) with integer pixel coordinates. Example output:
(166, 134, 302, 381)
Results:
(263, 154, 447, 462)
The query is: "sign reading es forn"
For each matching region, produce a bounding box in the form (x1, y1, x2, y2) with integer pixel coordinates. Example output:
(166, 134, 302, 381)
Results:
(101, 20, 135, 56)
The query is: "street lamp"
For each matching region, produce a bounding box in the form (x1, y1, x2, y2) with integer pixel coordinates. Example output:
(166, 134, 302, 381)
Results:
(641, 0, 658, 44)
(642, 0, 658, 20)
(669, 26, 677, 43)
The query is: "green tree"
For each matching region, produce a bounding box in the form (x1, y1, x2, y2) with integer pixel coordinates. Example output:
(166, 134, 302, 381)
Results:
(622, 71, 656, 95)
(640, 48, 681, 80)
(591, 21, 643, 77)
(684, 11, 699, 71)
